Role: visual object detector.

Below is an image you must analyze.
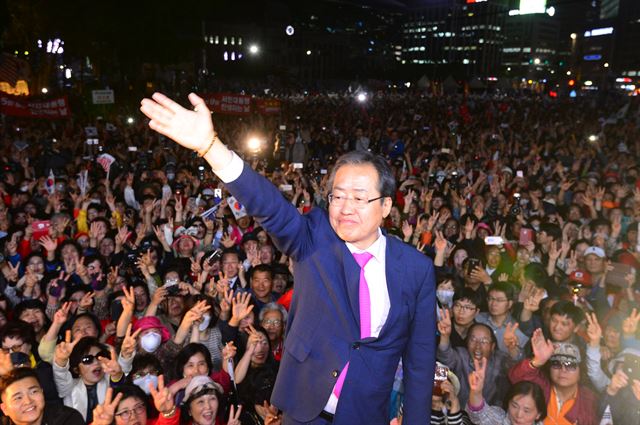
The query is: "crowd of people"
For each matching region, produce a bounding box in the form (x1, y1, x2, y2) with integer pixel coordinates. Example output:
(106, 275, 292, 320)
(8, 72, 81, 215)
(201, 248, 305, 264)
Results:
(0, 89, 638, 425)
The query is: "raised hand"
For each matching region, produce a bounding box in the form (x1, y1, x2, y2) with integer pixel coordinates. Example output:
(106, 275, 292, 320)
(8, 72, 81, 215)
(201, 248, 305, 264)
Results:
(503, 322, 520, 352)
(54, 330, 80, 367)
(585, 313, 602, 347)
(140, 93, 215, 154)
(607, 369, 629, 396)
(182, 300, 211, 328)
(437, 308, 452, 338)
(623, 308, 640, 336)
(120, 323, 142, 360)
(39, 235, 58, 253)
(401, 220, 413, 240)
(150, 375, 175, 416)
(92, 387, 124, 425)
(53, 301, 72, 326)
(220, 233, 236, 248)
(121, 285, 136, 312)
(227, 404, 244, 425)
(78, 291, 95, 311)
(222, 341, 237, 362)
(231, 292, 254, 323)
(97, 347, 123, 378)
(469, 357, 487, 394)
(434, 230, 447, 253)
(531, 329, 554, 367)
(263, 401, 282, 425)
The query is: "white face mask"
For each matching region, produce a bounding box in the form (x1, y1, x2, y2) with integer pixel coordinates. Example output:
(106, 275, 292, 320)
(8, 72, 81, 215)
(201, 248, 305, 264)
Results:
(133, 374, 159, 394)
(198, 313, 212, 332)
(436, 289, 455, 307)
(140, 332, 162, 353)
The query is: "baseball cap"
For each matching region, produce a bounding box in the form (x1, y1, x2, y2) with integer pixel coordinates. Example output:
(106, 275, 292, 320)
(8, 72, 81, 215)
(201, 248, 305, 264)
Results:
(552, 342, 581, 363)
(583, 246, 605, 258)
(183, 375, 223, 405)
(568, 270, 592, 287)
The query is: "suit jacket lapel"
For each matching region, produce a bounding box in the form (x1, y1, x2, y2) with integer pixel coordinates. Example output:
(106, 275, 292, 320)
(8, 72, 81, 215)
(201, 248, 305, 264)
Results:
(339, 242, 361, 330)
(379, 236, 403, 338)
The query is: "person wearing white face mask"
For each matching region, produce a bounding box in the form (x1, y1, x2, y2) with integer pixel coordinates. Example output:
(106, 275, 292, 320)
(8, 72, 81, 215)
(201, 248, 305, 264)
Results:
(127, 354, 165, 395)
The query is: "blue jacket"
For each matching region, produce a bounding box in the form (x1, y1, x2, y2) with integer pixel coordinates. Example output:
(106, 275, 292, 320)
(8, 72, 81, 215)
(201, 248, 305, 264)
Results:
(226, 163, 436, 425)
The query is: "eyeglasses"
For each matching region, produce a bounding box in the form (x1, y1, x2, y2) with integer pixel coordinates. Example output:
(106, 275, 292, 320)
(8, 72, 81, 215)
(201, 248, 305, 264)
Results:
(550, 360, 578, 371)
(262, 319, 282, 327)
(327, 193, 386, 208)
(1, 342, 25, 353)
(487, 296, 509, 303)
(115, 402, 146, 420)
(81, 350, 109, 365)
(469, 337, 492, 345)
(453, 303, 477, 312)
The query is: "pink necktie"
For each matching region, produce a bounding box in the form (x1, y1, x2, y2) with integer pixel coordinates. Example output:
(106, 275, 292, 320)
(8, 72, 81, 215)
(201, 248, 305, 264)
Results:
(333, 252, 373, 399)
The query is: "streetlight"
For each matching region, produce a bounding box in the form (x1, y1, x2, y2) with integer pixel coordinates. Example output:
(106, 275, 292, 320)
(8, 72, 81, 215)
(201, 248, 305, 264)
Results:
(285, 25, 295, 36)
(533, 58, 541, 65)
(247, 136, 263, 152)
(127, 117, 134, 125)
(356, 93, 367, 103)
(41, 88, 48, 94)
(570, 33, 577, 40)
(249, 44, 259, 55)
(604, 63, 609, 68)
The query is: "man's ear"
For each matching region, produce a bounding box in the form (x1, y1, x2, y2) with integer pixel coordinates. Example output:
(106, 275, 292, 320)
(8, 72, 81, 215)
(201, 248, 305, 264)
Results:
(381, 197, 393, 218)
(1, 400, 8, 417)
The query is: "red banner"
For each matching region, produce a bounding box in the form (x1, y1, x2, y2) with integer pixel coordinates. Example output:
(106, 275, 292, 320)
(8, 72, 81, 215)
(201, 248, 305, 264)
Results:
(0, 93, 70, 119)
(255, 98, 281, 115)
(203, 93, 251, 115)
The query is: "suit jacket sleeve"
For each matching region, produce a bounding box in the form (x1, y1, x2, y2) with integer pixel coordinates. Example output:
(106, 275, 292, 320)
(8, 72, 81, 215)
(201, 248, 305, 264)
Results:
(225, 163, 312, 260)
(401, 261, 437, 424)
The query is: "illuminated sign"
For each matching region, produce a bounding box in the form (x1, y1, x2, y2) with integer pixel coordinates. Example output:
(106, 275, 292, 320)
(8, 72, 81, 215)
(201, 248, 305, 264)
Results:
(584, 27, 614, 37)
(519, 0, 546, 14)
(466, 0, 487, 3)
(584, 54, 602, 61)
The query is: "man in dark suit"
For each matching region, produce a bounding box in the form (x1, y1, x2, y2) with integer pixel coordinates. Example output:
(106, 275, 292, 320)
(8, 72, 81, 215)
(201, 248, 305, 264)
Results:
(140, 92, 437, 425)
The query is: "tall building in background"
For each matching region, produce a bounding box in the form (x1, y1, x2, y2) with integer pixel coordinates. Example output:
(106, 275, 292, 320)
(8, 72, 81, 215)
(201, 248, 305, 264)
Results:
(399, 0, 509, 79)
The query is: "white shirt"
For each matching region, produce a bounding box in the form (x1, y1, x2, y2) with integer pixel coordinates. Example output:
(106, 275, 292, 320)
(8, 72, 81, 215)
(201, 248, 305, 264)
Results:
(214, 152, 391, 414)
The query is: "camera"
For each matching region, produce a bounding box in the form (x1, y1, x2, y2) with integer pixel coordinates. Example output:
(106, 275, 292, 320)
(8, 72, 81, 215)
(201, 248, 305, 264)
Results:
(166, 284, 181, 296)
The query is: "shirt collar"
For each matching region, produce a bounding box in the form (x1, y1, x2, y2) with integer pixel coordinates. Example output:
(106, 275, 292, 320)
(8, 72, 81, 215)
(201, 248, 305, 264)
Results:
(346, 228, 385, 263)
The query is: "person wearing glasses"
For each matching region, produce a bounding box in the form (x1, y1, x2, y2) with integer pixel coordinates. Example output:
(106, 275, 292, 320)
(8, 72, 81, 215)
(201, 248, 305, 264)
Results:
(448, 288, 482, 348)
(259, 303, 287, 362)
(140, 93, 436, 425)
(476, 283, 528, 359)
(90, 379, 179, 425)
(508, 330, 598, 425)
(438, 310, 514, 408)
(52, 335, 124, 422)
(0, 368, 85, 425)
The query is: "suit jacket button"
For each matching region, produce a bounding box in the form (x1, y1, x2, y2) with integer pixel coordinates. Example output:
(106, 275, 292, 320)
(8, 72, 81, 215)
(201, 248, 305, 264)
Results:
(352, 342, 360, 349)
(332, 370, 339, 378)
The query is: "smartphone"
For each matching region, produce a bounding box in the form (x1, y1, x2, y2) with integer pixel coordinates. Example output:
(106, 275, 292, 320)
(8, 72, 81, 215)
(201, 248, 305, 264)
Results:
(484, 236, 504, 246)
(127, 146, 138, 152)
(432, 364, 449, 396)
(48, 280, 65, 297)
(279, 184, 293, 192)
(207, 249, 223, 265)
(110, 299, 124, 323)
(441, 148, 451, 154)
(606, 263, 635, 288)
(519, 228, 533, 245)
(467, 258, 482, 275)
(32, 220, 51, 241)
(292, 163, 304, 169)
(320, 169, 328, 175)
(516, 170, 524, 178)
(166, 285, 181, 296)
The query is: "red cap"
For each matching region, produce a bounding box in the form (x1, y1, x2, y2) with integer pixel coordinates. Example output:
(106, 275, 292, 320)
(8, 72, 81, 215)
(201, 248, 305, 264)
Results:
(569, 270, 592, 287)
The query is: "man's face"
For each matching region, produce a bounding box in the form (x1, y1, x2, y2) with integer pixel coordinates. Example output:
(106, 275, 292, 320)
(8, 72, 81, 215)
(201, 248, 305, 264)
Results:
(2, 336, 30, 356)
(584, 254, 605, 274)
(0, 377, 45, 424)
(549, 358, 580, 388)
(536, 231, 549, 245)
(487, 291, 512, 317)
(452, 299, 478, 326)
(466, 326, 495, 360)
(328, 164, 392, 250)
(222, 254, 239, 278)
(272, 274, 287, 295)
(251, 271, 273, 301)
(549, 314, 576, 342)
